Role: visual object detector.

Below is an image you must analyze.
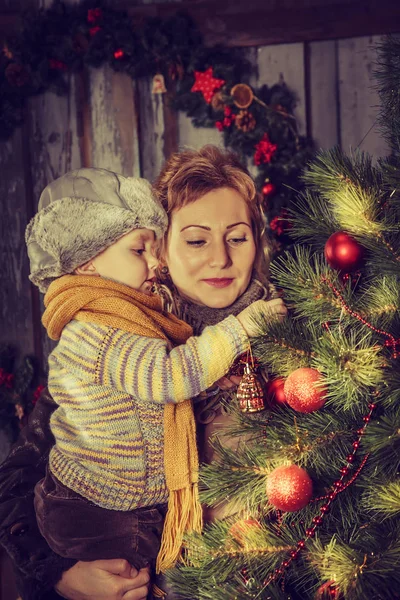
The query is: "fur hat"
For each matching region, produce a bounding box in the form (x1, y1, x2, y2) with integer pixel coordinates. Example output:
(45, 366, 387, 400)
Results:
(26, 168, 168, 293)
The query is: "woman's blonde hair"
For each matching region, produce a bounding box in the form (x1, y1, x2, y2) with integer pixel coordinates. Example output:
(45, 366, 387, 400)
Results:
(153, 145, 270, 280)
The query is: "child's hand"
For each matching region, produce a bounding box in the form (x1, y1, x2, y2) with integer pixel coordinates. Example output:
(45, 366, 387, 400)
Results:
(236, 298, 287, 337)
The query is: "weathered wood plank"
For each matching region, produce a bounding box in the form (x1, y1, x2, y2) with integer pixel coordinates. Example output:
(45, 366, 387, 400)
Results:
(136, 74, 180, 182)
(256, 43, 307, 136)
(338, 35, 390, 159)
(27, 74, 81, 367)
(178, 112, 222, 152)
(89, 66, 140, 176)
(161, 82, 179, 162)
(0, 129, 35, 356)
(308, 40, 339, 149)
(136, 76, 167, 182)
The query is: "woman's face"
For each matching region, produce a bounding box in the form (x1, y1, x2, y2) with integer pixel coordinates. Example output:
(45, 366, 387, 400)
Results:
(165, 187, 256, 308)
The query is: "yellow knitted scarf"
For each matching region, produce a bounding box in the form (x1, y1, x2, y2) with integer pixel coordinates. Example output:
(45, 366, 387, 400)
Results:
(42, 275, 203, 573)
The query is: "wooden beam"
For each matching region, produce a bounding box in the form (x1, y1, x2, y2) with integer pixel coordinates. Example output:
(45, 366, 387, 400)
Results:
(123, 0, 400, 47)
(0, 0, 399, 46)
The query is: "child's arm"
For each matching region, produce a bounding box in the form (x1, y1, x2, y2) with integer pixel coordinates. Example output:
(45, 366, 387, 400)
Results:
(96, 315, 249, 404)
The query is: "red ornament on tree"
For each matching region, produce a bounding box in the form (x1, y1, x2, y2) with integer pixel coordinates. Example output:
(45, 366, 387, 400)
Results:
(191, 67, 225, 104)
(324, 231, 364, 273)
(266, 378, 286, 406)
(266, 464, 313, 512)
(262, 182, 276, 197)
(113, 49, 125, 60)
(228, 518, 262, 545)
(284, 367, 326, 413)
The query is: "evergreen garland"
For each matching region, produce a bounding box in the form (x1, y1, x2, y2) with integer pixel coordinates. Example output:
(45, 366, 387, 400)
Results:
(1, 0, 313, 248)
(0, 345, 43, 442)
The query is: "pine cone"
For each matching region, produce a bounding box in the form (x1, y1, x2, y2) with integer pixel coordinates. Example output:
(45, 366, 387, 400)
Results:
(235, 109, 256, 132)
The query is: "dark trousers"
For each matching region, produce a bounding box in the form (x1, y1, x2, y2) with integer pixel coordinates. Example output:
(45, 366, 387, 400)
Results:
(34, 468, 172, 596)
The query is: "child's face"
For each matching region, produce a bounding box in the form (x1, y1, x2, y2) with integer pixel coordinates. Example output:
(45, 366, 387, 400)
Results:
(88, 228, 159, 293)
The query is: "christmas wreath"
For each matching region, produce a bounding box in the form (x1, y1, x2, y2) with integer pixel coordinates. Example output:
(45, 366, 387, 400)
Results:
(1, 1, 313, 246)
(0, 345, 43, 442)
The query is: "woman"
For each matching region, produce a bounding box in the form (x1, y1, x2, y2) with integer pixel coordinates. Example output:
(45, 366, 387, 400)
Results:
(0, 146, 286, 600)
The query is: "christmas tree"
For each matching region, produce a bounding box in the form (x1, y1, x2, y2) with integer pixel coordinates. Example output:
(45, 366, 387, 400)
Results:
(167, 36, 400, 600)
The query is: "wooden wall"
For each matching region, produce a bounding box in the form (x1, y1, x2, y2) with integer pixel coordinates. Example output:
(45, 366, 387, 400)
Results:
(0, 1, 393, 371)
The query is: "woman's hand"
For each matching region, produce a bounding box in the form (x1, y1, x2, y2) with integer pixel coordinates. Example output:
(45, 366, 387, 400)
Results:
(214, 375, 242, 390)
(236, 298, 287, 337)
(55, 559, 150, 600)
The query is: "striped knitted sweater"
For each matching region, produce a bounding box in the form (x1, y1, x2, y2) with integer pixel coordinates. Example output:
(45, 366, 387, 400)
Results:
(48, 316, 248, 511)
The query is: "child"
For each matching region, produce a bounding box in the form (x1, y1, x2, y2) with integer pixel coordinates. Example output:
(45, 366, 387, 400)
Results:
(26, 167, 270, 582)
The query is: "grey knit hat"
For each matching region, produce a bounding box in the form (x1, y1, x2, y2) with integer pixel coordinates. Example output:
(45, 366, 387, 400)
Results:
(26, 167, 168, 293)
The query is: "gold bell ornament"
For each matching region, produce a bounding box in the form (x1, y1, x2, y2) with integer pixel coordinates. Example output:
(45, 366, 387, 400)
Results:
(236, 348, 266, 413)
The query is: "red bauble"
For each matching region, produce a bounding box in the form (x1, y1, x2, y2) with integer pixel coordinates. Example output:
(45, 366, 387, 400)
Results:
(266, 378, 286, 405)
(229, 518, 261, 544)
(113, 49, 125, 60)
(89, 26, 101, 37)
(49, 59, 68, 71)
(262, 182, 276, 197)
(266, 464, 313, 511)
(284, 368, 326, 413)
(324, 231, 364, 272)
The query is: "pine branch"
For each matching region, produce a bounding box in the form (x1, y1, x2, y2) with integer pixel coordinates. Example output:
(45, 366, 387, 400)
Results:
(374, 36, 400, 156)
(362, 480, 400, 519)
(356, 275, 400, 330)
(362, 407, 400, 477)
(382, 363, 400, 409)
(199, 440, 272, 512)
(303, 148, 386, 234)
(312, 328, 384, 414)
(252, 318, 314, 377)
(301, 148, 400, 271)
(270, 247, 356, 327)
(288, 189, 338, 249)
(309, 532, 400, 600)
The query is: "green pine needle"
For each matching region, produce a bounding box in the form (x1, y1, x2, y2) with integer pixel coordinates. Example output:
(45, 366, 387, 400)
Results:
(363, 480, 400, 518)
(303, 148, 387, 236)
